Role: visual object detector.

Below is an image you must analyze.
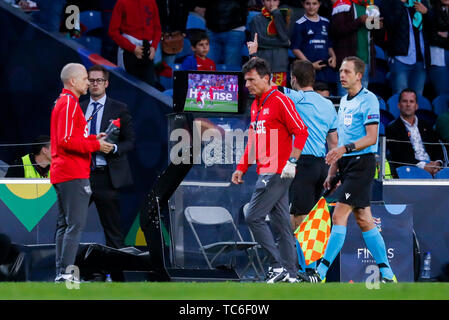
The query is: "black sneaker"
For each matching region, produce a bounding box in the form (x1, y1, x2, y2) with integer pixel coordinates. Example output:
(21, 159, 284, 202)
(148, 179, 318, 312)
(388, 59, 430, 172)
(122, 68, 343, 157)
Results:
(297, 270, 324, 283)
(265, 267, 289, 284)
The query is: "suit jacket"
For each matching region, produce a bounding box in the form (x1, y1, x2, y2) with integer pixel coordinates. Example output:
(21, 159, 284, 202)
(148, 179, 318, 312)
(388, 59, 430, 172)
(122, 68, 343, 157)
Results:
(81, 97, 135, 189)
(385, 117, 444, 170)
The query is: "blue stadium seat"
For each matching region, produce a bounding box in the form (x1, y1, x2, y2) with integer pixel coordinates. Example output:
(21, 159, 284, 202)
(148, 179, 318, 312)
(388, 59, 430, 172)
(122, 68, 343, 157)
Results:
(416, 109, 437, 127)
(378, 96, 387, 110)
(387, 93, 432, 119)
(375, 45, 387, 61)
(434, 168, 449, 179)
(216, 64, 240, 71)
(186, 12, 206, 31)
(396, 166, 433, 179)
(80, 10, 102, 35)
(159, 75, 173, 90)
(379, 109, 395, 136)
(432, 94, 449, 116)
(162, 89, 173, 97)
(76, 36, 102, 55)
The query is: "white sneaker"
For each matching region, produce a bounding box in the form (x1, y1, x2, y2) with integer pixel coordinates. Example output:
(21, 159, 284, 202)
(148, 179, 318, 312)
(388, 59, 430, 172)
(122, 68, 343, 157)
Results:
(55, 273, 81, 284)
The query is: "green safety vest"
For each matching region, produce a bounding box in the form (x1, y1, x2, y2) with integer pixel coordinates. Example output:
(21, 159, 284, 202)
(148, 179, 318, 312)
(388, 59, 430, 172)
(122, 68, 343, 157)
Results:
(375, 160, 392, 180)
(21, 154, 49, 178)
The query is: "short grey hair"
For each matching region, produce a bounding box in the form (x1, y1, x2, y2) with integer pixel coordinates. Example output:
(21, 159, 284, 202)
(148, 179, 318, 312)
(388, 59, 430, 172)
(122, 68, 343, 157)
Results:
(60, 63, 86, 84)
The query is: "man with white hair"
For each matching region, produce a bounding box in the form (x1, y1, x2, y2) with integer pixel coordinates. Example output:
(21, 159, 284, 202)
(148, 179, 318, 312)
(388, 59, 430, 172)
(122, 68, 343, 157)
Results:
(51, 63, 114, 283)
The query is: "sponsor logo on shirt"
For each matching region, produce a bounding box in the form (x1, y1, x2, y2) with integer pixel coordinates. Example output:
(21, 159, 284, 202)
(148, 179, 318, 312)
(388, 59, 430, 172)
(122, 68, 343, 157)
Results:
(344, 114, 353, 127)
(367, 114, 379, 120)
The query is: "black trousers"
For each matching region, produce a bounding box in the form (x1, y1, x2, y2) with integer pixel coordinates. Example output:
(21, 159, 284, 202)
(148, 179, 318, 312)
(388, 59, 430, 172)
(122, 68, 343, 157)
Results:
(123, 50, 156, 86)
(90, 167, 125, 249)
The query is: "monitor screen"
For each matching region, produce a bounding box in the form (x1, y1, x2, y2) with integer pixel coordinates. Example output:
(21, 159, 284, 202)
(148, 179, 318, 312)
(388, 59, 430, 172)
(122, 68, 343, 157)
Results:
(173, 71, 245, 114)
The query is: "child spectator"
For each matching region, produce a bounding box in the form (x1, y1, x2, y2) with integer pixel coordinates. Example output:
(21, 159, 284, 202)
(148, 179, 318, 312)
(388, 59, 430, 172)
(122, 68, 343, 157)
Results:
(181, 30, 216, 71)
(249, 0, 291, 86)
(291, 0, 337, 90)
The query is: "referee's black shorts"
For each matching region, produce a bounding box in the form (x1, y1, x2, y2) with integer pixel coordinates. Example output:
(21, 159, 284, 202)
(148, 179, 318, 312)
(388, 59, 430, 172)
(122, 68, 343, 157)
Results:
(337, 153, 376, 208)
(289, 155, 328, 216)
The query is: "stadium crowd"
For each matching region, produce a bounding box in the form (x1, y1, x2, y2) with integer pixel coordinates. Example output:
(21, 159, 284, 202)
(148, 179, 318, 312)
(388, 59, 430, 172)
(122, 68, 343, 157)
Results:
(2, 0, 449, 176)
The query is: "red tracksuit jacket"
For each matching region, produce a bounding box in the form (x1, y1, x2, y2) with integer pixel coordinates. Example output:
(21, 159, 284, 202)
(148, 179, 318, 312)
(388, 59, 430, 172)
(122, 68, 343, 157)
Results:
(50, 89, 100, 184)
(237, 87, 309, 175)
(109, 0, 162, 52)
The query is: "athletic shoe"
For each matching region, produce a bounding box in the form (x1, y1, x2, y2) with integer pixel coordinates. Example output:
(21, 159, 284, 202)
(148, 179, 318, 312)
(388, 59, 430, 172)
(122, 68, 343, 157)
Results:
(287, 277, 301, 283)
(54, 273, 81, 284)
(297, 270, 324, 283)
(265, 267, 289, 284)
(380, 275, 398, 283)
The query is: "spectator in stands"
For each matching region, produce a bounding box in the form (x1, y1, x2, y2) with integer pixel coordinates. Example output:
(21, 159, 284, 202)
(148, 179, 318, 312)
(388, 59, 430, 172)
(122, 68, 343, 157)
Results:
(386, 88, 444, 177)
(5, 135, 51, 178)
(181, 30, 216, 71)
(314, 81, 331, 97)
(428, 0, 449, 96)
(330, 0, 376, 96)
(291, 0, 337, 90)
(250, 0, 291, 86)
(203, 0, 248, 68)
(381, 0, 431, 96)
(156, 0, 189, 65)
(109, 0, 161, 86)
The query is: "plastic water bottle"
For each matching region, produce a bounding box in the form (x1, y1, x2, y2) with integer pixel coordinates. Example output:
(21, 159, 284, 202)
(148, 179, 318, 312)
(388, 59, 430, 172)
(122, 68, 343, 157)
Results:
(421, 252, 431, 280)
(105, 119, 121, 144)
(105, 274, 113, 283)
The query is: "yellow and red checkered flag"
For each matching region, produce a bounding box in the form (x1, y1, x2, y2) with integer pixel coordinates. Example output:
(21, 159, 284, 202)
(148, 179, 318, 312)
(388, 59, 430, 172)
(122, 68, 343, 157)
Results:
(294, 197, 331, 265)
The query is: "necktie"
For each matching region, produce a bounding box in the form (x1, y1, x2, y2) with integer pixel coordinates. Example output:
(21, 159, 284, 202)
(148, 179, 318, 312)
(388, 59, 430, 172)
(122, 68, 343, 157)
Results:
(90, 102, 100, 169)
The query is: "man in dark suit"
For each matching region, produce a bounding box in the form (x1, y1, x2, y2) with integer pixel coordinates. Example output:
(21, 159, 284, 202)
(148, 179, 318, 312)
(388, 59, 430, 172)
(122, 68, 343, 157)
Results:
(81, 65, 135, 248)
(386, 88, 444, 177)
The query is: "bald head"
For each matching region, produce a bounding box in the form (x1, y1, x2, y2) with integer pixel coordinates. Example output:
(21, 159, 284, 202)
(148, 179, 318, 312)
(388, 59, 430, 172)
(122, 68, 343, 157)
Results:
(60, 63, 89, 97)
(60, 63, 86, 84)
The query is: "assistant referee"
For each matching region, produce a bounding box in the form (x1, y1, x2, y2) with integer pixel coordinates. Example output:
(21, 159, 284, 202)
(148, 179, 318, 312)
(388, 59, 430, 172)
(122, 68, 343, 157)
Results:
(278, 60, 338, 274)
(298, 56, 397, 283)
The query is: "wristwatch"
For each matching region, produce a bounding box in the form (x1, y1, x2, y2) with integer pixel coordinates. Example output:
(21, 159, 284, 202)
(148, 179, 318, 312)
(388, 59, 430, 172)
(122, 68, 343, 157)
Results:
(288, 157, 298, 165)
(344, 143, 356, 154)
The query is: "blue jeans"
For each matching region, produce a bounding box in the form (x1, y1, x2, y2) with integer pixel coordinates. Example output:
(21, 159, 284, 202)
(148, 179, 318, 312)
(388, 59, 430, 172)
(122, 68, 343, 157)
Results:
(32, 0, 65, 32)
(207, 30, 245, 68)
(389, 58, 426, 96)
(337, 64, 370, 96)
(429, 49, 449, 96)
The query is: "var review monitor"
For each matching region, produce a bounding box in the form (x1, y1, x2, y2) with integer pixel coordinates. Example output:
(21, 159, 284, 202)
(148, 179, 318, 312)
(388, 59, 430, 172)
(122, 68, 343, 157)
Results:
(173, 70, 245, 114)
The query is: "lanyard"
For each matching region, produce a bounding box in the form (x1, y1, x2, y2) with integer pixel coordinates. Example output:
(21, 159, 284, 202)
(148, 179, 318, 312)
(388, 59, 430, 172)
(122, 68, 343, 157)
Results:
(87, 103, 104, 123)
(254, 89, 276, 129)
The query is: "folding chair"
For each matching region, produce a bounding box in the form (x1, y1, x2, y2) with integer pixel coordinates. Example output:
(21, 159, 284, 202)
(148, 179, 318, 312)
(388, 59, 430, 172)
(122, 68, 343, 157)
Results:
(184, 206, 260, 279)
